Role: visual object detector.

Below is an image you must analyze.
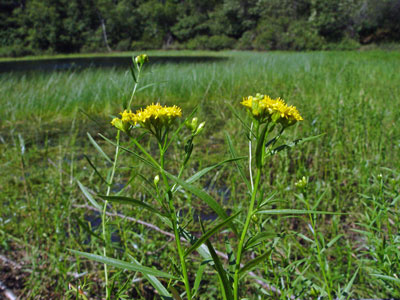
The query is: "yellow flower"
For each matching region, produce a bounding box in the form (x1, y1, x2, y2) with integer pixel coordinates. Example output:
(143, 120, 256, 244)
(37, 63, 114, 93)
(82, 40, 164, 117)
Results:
(120, 109, 135, 123)
(241, 94, 303, 126)
(111, 104, 182, 135)
(133, 103, 182, 129)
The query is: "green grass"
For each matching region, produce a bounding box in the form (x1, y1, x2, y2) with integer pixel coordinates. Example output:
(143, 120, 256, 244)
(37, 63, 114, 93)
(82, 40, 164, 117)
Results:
(1, 50, 400, 299)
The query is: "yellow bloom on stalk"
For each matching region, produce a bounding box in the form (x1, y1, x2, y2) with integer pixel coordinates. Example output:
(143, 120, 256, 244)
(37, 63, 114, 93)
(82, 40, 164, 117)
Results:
(133, 103, 182, 129)
(241, 94, 303, 126)
(111, 103, 182, 135)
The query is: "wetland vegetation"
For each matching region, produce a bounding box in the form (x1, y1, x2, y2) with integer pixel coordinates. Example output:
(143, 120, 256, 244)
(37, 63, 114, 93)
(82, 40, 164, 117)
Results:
(1, 50, 400, 299)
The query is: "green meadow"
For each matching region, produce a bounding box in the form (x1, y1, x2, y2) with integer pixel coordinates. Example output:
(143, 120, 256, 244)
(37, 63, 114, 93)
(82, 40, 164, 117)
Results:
(1, 50, 400, 299)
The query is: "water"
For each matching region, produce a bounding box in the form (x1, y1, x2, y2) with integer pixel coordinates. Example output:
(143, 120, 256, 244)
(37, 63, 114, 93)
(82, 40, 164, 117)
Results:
(0, 56, 228, 73)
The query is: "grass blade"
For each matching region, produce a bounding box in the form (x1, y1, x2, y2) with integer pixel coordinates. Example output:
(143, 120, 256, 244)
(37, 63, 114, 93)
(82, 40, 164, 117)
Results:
(70, 250, 176, 279)
(256, 209, 344, 215)
(340, 267, 359, 299)
(371, 274, 400, 284)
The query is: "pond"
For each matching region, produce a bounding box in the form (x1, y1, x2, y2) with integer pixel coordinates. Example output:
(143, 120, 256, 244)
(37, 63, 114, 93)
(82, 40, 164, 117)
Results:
(0, 56, 228, 73)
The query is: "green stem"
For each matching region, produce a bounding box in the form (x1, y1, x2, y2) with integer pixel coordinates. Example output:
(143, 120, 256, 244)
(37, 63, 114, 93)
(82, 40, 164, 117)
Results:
(102, 130, 121, 300)
(233, 168, 262, 300)
(127, 65, 142, 109)
(159, 143, 192, 299)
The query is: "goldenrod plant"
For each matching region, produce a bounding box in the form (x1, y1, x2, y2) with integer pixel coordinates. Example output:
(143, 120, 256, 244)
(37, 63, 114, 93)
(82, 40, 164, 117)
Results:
(71, 55, 331, 299)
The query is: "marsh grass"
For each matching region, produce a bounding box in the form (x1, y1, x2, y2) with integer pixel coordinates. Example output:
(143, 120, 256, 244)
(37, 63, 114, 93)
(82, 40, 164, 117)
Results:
(1, 50, 400, 298)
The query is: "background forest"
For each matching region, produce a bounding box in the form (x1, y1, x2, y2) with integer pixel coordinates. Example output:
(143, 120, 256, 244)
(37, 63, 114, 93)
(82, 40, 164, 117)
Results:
(1, 0, 400, 57)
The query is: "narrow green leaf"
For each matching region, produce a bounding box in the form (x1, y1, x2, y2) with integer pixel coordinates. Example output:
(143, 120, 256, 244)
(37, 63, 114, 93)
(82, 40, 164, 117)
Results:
(129, 256, 173, 299)
(255, 123, 269, 168)
(73, 215, 104, 242)
(341, 268, 359, 299)
(169, 286, 182, 300)
(87, 132, 113, 164)
(136, 82, 165, 93)
(258, 192, 277, 208)
(185, 157, 247, 185)
(224, 132, 251, 191)
(184, 211, 241, 257)
(70, 250, 176, 279)
(130, 65, 137, 83)
(201, 221, 233, 300)
(226, 102, 255, 138)
(180, 228, 212, 261)
(256, 209, 344, 215)
(192, 261, 207, 298)
(225, 237, 236, 277)
(244, 231, 275, 250)
(98, 195, 167, 217)
(239, 251, 270, 276)
(78, 108, 103, 128)
(164, 171, 237, 235)
(84, 155, 109, 185)
(271, 133, 325, 155)
(77, 180, 102, 210)
(371, 273, 400, 284)
(99, 133, 158, 169)
(326, 234, 344, 249)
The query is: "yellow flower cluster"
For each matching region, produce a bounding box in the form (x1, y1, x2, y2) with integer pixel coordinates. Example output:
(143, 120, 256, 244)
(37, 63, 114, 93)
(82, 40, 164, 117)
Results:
(241, 94, 303, 126)
(111, 103, 182, 133)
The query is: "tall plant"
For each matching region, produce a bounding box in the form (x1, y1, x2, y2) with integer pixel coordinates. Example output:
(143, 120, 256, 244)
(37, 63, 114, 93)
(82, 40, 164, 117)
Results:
(71, 55, 329, 299)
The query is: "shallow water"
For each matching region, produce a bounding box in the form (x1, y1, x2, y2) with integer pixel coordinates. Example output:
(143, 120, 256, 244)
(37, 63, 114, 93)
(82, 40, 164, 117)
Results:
(0, 56, 227, 73)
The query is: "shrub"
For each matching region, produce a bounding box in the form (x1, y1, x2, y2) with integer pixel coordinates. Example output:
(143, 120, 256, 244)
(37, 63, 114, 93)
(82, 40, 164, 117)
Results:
(186, 35, 235, 51)
(0, 45, 34, 57)
(115, 39, 132, 51)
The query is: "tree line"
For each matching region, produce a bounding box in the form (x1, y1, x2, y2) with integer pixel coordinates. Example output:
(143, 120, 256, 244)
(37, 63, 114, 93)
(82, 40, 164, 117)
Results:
(1, 0, 400, 57)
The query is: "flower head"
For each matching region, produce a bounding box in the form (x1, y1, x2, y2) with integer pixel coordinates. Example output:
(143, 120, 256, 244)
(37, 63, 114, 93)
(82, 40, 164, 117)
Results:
(241, 94, 303, 126)
(111, 103, 182, 138)
(133, 103, 182, 130)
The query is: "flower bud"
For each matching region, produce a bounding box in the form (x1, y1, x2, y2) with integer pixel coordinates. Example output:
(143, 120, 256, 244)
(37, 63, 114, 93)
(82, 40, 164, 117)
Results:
(185, 117, 198, 132)
(251, 214, 258, 223)
(295, 176, 308, 190)
(135, 54, 149, 65)
(154, 175, 160, 186)
(194, 121, 205, 136)
(111, 118, 130, 133)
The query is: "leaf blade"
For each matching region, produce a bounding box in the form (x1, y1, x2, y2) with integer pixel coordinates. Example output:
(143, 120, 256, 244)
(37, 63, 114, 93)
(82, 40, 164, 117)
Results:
(98, 195, 167, 217)
(184, 211, 241, 257)
(70, 250, 176, 279)
(77, 180, 102, 210)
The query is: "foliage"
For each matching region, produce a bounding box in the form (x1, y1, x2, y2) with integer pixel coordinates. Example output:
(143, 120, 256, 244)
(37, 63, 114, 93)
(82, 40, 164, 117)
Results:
(2, 0, 400, 56)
